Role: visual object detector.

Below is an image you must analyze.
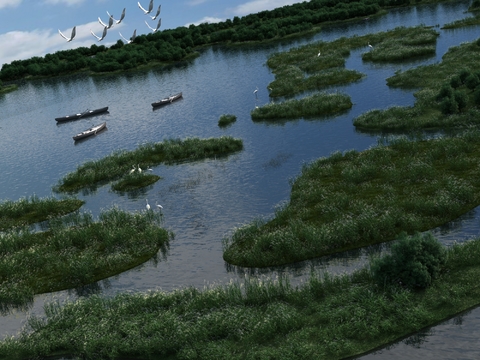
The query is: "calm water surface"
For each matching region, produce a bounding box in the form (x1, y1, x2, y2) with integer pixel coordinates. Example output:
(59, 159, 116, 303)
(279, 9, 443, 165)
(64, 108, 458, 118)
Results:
(1, 1, 480, 358)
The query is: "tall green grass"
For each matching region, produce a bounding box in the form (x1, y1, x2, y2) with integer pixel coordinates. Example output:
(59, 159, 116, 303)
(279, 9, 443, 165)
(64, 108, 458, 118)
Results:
(3, 234, 480, 359)
(0, 195, 84, 230)
(224, 130, 480, 268)
(0, 207, 172, 310)
(54, 136, 243, 193)
(251, 92, 352, 120)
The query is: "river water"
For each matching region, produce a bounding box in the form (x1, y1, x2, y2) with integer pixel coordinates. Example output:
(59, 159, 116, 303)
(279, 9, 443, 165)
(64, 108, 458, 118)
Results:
(1, 1, 480, 358)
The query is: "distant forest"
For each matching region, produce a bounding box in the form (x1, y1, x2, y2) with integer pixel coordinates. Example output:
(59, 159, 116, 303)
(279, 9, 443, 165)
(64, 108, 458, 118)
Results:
(0, 0, 439, 82)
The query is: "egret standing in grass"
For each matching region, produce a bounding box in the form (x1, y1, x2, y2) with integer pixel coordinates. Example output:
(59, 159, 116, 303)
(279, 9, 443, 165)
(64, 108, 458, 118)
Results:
(129, 165, 136, 174)
(137, 164, 142, 173)
(146, 199, 151, 211)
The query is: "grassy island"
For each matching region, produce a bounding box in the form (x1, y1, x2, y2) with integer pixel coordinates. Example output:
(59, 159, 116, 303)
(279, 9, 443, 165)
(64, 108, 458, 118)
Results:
(223, 130, 480, 268)
(54, 136, 243, 193)
(0, 208, 172, 310)
(218, 114, 237, 128)
(0, 84, 17, 94)
(251, 92, 352, 120)
(0, 195, 84, 231)
(1, 233, 480, 359)
(354, 38, 480, 131)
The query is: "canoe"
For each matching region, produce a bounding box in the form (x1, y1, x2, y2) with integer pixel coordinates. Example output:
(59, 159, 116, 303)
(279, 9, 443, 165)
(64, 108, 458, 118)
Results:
(151, 92, 183, 108)
(73, 122, 107, 141)
(56, 107, 109, 122)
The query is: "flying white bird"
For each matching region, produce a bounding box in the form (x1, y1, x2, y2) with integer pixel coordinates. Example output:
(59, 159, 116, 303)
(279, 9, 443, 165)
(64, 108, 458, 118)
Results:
(145, 18, 161, 33)
(58, 26, 76, 42)
(107, 8, 126, 24)
(120, 29, 136, 44)
(150, 5, 161, 20)
(138, 0, 154, 14)
(91, 26, 108, 41)
(98, 16, 114, 29)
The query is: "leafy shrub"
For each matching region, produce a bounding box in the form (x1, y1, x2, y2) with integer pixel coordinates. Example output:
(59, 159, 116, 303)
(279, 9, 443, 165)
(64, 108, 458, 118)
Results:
(371, 232, 446, 290)
(465, 74, 480, 90)
(440, 96, 458, 115)
(474, 88, 480, 106)
(450, 75, 462, 89)
(454, 90, 468, 111)
(458, 69, 471, 84)
(436, 83, 453, 101)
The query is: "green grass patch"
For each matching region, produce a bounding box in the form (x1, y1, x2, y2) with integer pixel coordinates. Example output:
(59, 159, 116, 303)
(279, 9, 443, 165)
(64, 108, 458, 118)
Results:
(251, 92, 352, 121)
(111, 172, 161, 192)
(3, 234, 480, 359)
(0, 195, 84, 231)
(0, 207, 172, 311)
(223, 130, 480, 267)
(218, 114, 237, 128)
(0, 84, 17, 94)
(54, 136, 243, 194)
(266, 26, 438, 97)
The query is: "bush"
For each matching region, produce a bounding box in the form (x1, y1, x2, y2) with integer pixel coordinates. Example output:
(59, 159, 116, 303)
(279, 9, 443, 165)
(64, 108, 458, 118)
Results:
(436, 83, 453, 101)
(440, 96, 458, 115)
(371, 232, 446, 290)
(454, 90, 468, 111)
(465, 74, 480, 90)
(450, 75, 462, 89)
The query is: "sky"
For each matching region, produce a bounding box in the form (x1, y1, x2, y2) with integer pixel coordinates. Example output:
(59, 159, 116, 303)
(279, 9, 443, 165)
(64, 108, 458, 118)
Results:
(0, 0, 306, 68)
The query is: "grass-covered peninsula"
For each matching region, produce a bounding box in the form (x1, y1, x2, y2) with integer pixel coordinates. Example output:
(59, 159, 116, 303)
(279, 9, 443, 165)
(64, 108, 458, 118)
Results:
(54, 136, 243, 193)
(0, 208, 172, 310)
(0, 195, 84, 231)
(1, 232, 480, 360)
(223, 130, 480, 268)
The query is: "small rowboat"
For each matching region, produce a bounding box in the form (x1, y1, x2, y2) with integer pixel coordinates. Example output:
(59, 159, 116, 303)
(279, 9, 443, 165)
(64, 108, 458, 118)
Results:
(73, 122, 106, 141)
(55, 106, 109, 122)
(151, 92, 182, 108)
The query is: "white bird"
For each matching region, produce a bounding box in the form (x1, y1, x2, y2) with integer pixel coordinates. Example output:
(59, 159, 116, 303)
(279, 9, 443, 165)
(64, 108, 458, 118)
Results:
(146, 199, 151, 211)
(368, 42, 373, 49)
(58, 26, 76, 42)
(254, 86, 258, 98)
(138, 0, 154, 14)
(146, 166, 153, 171)
(137, 164, 142, 173)
(145, 18, 161, 33)
(107, 8, 126, 24)
(155, 201, 163, 210)
(91, 26, 108, 41)
(150, 5, 161, 20)
(98, 16, 114, 29)
(317, 51, 321, 57)
(120, 29, 136, 44)
(129, 165, 136, 174)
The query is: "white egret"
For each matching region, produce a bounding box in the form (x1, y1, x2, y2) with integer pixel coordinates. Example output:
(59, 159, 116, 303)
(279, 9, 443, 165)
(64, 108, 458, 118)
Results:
(91, 26, 108, 41)
(129, 165, 136, 174)
(317, 51, 321, 57)
(368, 42, 373, 49)
(98, 16, 114, 29)
(137, 164, 142, 173)
(155, 201, 163, 210)
(120, 29, 136, 44)
(145, 18, 161, 33)
(58, 26, 76, 42)
(146, 199, 151, 211)
(107, 8, 126, 24)
(138, 0, 154, 14)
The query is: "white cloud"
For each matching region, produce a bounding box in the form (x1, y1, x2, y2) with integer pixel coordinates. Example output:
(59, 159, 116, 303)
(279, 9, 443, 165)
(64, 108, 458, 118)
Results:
(230, 0, 302, 16)
(186, 16, 224, 27)
(188, 0, 209, 5)
(0, 0, 22, 9)
(43, 0, 85, 5)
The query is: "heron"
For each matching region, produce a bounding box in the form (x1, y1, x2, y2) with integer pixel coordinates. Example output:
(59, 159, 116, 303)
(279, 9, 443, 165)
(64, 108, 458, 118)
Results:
(91, 26, 108, 41)
(146, 166, 153, 171)
(138, 0, 154, 14)
(145, 18, 161, 33)
(317, 51, 321, 57)
(254, 86, 258, 98)
(107, 8, 126, 24)
(150, 5, 161, 20)
(137, 164, 142, 173)
(98, 16, 114, 29)
(58, 26, 76, 42)
(368, 42, 373, 49)
(120, 29, 136, 44)
(155, 201, 163, 210)
(146, 199, 151, 211)
(129, 165, 136, 174)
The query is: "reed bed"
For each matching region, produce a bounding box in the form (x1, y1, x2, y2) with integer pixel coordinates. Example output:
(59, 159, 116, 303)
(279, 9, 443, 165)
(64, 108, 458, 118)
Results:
(0, 195, 84, 230)
(442, 14, 480, 29)
(111, 173, 161, 192)
(266, 26, 438, 98)
(3, 234, 480, 359)
(355, 39, 480, 131)
(54, 136, 243, 193)
(218, 114, 237, 128)
(223, 130, 480, 268)
(0, 208, 172, 310)
(251, 92, 352, 121)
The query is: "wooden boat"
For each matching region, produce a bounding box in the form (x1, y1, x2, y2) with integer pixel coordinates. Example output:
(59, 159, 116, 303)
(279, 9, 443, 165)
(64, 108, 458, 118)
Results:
(151, 92, 182, 108)
(55, 106, 109, 122)
(73, 122, 106, 141)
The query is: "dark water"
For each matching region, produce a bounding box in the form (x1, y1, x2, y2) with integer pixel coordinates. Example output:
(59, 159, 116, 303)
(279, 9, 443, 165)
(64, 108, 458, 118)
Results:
(1, 1, 480, 357)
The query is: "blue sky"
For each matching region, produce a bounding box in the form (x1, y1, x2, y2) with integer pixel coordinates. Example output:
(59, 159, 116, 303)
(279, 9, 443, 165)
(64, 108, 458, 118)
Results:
(0, 0, 304, 67)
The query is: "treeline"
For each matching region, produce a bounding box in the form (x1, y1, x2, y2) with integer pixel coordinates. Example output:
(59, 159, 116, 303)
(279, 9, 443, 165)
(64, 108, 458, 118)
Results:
(0, 0, 415, 82)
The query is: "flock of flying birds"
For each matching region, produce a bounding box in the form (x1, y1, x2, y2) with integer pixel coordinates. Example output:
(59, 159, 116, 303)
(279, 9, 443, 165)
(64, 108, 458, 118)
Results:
(58, 0, 162, 44)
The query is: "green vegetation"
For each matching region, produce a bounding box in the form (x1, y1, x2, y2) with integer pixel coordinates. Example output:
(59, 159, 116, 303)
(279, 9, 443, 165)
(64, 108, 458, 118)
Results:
(251, 92, 352, 121)
(54, 136, 243, 193)
(0, 195, 84, 230)
(0, 208, 172, 310)
(111, 172, 161, 192)
(2, 233, 480, 359)
(218, 114, 237, 128)
(0, 83, 18, 94)
(354, 39, 480, 131)
(266, 26, 438, 97)
(223, 131, 480, 267)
